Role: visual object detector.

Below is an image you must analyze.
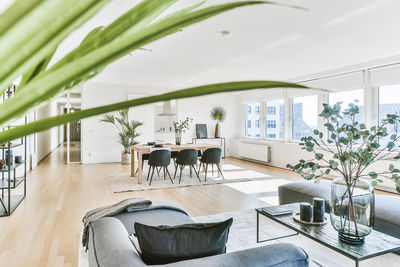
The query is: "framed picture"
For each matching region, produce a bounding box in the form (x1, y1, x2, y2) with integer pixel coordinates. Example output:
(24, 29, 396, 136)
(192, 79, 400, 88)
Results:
(196, 124, 208, 138)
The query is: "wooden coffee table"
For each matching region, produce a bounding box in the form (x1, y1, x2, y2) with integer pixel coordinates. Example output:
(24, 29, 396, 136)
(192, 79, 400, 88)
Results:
(256, 203, 400, 267)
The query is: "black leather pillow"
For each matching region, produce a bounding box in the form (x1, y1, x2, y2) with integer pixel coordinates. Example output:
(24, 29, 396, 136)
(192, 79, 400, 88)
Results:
(134, 218, 233, 265)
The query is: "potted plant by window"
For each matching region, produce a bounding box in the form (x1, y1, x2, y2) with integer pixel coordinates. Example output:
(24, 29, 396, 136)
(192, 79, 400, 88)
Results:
(287, 102, 400, 244)
(210, 106, 226, 138)
(173, 117, 192, 145)
(100, 109, 143, 165)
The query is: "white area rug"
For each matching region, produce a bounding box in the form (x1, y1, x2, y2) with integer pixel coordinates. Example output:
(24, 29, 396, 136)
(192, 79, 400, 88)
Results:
(79, 209, 400, 267)
(108, 163, 274, 193)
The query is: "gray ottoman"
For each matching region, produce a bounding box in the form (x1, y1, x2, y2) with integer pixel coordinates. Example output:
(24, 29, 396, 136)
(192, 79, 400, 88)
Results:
(278, 181, 400, 252)
(278, 180, 331, 212)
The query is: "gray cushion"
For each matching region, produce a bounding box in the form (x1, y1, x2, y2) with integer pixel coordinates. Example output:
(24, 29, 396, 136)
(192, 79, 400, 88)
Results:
(165, 243, 309, 267)
(134, 218, 233, 265)
(278, 181, 331, 212)
(114, 208, 193, 235)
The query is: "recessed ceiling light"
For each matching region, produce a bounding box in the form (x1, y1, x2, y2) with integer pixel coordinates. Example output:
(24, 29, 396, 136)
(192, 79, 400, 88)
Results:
(220, 30, 231, 37)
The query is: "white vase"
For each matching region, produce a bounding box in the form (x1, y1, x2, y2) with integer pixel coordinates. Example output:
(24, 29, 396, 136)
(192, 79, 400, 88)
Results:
(121, 153, 131, 165)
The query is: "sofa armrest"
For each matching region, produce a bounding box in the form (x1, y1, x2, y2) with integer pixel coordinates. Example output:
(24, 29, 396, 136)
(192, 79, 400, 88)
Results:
(165, 243, 309, 267)
(88, 217, 145, 267)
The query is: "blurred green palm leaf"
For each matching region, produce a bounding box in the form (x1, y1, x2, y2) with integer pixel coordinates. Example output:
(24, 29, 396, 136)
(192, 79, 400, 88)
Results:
(0, 0, 310, 143)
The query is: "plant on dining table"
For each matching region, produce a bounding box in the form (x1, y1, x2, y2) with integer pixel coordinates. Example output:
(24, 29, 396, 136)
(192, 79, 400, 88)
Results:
(173, 117, 193, 132)
(287, 101, 400, 244)
(173, 117, 192, 145)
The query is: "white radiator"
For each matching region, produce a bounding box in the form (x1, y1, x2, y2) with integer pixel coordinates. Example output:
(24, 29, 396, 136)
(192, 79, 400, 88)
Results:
(238, 141, 271, 163)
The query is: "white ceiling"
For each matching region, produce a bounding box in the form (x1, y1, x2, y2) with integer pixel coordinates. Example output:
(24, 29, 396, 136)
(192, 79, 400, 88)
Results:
(4, 0, 400, 94)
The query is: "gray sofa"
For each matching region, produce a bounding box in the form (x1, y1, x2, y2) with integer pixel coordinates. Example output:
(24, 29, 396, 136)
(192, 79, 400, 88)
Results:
(278, 180, 400, 240)
(88, 207, 309, 266)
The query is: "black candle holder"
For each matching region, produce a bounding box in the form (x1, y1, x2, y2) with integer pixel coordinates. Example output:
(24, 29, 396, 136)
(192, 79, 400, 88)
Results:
(313, 197, 325, 223)
(300, 202, 313, 222)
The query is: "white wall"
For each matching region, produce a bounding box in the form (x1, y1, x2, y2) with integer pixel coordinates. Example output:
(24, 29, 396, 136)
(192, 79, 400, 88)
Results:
(177, 93, 240, 156)
(36, 102, 63, 163)
(81, 83, 152, 164)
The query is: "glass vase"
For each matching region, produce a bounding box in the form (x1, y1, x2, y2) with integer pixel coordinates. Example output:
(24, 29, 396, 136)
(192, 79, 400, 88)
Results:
(175, 129, 182, 145)
(330, 177, 375, 244)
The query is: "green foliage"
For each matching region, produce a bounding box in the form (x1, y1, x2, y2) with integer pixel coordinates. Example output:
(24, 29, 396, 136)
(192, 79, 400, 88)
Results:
(287, 102, 400, 193)
(0, 0, 311, 143)
(100, 109, 143, 153)
(210, 106, 227, 123)
(173, 117, 193, 131)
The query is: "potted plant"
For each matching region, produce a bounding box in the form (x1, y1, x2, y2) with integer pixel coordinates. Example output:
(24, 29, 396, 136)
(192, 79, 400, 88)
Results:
(210, 106, 226, 138)
(287, 102, 400, 244)
(100, 109, 143, 165)
(173, 117, 193, 145)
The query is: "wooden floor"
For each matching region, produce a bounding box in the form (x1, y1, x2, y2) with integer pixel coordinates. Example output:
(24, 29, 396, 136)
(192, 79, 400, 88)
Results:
(0, 144, 397, 267)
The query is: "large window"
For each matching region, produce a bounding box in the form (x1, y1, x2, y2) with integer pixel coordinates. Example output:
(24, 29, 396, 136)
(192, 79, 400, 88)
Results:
(329, 89, 364, 123)
(379, 84, 400, 145)
(292, 95, 318, 141)
(265, 100, 284, 140)
(245, 103, 261, 138)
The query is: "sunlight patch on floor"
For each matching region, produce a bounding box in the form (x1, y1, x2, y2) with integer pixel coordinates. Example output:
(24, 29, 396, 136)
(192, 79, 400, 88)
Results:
(223, 178, 291, 194)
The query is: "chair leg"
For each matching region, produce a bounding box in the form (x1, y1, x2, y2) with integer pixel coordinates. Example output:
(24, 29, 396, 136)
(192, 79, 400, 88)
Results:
(156, 167, 161, 177)
(179, 165, 184, 184)
(190, 165, 192, 178)
(216, 163, 225, 180)
(204, 164, 208, 182)
(136, 160, 145, 176)
(174, 164, 178, 179)
(146, 166, 151, 181)
(163, 167, 166, 180)
(192, 165, 201, 182)
(166, 167, 174, 184)
(149, 167, 156, 186)
(198, 163, 202, 175)
(212, 164, 214, 176)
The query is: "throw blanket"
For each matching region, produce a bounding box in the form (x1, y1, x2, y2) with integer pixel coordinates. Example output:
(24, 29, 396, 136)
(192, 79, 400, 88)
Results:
(82, 198, 187, 249)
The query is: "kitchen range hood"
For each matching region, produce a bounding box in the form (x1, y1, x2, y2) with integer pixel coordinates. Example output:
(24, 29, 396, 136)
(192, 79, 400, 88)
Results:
(158, 100, 176, 116)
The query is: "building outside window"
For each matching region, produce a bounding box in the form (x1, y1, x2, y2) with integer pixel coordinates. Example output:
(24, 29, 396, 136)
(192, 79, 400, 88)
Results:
(265, 100, 284, 140)
(379, 84, 400, 145)
(267, 106, 276, 115)
(292, 95, 318, 141)
(245, 103, 261, 138)
(267, 120, 276, 128)
(255, 105, 260, 114)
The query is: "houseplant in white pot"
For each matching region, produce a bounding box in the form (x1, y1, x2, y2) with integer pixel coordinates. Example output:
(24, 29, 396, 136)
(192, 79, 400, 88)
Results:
(210, 106, 226, 138)
(100, 109, 143, 164)
(287, 101, 400, 244)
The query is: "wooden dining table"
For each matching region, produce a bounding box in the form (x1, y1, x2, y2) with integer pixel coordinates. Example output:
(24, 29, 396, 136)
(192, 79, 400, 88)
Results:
(131, 143, 222, 184)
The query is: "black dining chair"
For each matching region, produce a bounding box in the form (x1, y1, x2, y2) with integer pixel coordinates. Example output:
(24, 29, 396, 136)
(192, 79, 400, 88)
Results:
(198, 148, 224, 181)
(147, 150, 173, 186)
(174, 149, 201, 184)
